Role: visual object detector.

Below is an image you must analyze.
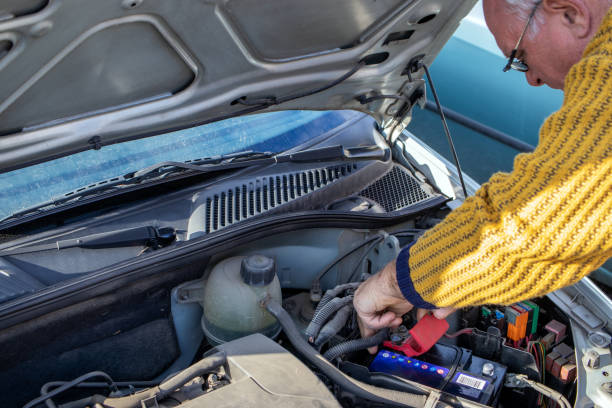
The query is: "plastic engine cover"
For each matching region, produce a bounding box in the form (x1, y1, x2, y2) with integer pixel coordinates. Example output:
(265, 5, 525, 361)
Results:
(183, 333, 341, 407)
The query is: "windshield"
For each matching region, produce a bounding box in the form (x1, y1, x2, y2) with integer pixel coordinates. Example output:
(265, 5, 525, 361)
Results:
(0, 110, 361, 220)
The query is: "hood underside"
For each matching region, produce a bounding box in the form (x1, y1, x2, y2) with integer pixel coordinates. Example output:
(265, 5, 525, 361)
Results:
(0, 0, 476, 172)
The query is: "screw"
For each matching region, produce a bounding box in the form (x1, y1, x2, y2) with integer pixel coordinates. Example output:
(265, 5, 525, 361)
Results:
(482, 363, 495, 377)
(390, 333, 403, 345)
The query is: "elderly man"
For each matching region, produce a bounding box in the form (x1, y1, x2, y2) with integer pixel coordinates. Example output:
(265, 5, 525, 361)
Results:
(354, 0, 612, 347)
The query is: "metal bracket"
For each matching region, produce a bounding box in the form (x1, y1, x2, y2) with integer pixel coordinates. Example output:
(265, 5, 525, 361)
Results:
(504, 373, 529, 389)
(423, 390, 441, 408)
(174, 279, 206, 304)
(140, 396, 159, 408)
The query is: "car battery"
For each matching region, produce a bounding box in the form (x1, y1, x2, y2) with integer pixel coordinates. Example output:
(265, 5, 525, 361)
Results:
(368, 343, 507, 406)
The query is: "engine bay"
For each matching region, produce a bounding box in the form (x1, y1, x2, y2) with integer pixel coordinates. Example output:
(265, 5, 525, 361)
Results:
(1, 118, 609, 408)
(15, 224, 593, 408)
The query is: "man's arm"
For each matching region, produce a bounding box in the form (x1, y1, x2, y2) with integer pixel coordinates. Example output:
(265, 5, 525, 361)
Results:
(354, 50, 611, 337)
(404, 50, 611, 307)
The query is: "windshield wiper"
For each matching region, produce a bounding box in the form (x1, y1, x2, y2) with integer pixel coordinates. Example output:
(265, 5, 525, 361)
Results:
(0, 145, 388, 226)
(0, 226, 176, 256)
(130, 144, 387, 180)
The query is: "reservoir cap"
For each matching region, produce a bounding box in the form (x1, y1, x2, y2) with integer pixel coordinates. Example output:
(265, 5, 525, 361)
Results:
(241, 254, 275, 286)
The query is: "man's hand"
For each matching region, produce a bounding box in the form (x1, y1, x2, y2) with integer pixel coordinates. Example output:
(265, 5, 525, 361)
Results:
(353, 259, 455, 353)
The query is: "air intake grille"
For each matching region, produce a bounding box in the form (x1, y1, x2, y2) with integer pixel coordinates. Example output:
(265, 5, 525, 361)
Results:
(203, 164, 357, 233)
(360, 165, 432, 212)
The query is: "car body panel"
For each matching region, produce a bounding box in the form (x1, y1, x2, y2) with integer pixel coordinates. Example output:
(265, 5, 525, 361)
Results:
(0, 0, 477, 172)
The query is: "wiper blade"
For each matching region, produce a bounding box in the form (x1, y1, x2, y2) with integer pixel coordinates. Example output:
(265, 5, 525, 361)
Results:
(0, 226, 176, 256)
(0, 150, 272, 225)
(0, 145, 388, 225)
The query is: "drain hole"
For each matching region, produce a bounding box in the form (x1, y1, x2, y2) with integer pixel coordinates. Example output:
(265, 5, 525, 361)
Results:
(383, 30, 415, 46)
(417, 14, 437, 24)
(361, 52, 389, 65)
(0, 39, 14, 60)
(230, 96, 247, 106)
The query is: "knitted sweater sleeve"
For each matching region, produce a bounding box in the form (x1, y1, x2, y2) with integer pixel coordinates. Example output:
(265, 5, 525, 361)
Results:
(397, 19, 612, 309)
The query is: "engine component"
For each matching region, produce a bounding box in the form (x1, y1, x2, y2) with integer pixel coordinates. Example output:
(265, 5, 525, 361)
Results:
(383, 314, 449, 357)
(349, 342, 507, 406)
(521, 300, 540, 335)
(37, 335, 342, 408)
(505, 305, 528, 342)
(324, 329, 389, 361)
(588, 331, 611, 348)
(505, 373, 572, 408)
(304, 282, 360, 346)
(201, 255, 282, 344)
(544, 319, 567, 343)
(306, 295, 353, 342)
(190, 334, 341, 407)
(582, 349, 601, 369)
(315, 304, 352, 347)
(263, 297, 429, 407)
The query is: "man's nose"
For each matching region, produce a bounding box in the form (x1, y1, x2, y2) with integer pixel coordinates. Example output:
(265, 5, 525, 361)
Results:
(526, 71, 544, 87)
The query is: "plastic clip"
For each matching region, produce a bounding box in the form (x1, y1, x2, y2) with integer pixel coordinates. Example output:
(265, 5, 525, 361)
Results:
(382, 314, 449, 357)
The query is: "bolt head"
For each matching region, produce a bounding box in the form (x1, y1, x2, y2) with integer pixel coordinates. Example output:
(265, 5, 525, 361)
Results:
(588, 331, 611, 349)
(482, 363, 495, 377)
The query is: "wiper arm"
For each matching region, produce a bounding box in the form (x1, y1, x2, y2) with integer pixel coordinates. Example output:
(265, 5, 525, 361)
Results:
(132, 145, 388, 180)
(0, 145, 388, 226)
(0, 226, 176, 256)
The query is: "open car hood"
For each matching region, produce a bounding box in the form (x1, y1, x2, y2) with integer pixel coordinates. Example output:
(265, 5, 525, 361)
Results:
(0, 0, 476, 172)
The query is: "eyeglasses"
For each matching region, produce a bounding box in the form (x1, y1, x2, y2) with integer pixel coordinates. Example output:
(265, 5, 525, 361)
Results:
(503, 1, 541, 73)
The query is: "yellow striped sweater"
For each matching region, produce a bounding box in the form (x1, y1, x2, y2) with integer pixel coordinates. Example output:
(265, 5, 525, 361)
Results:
(396, 8, 612, 309)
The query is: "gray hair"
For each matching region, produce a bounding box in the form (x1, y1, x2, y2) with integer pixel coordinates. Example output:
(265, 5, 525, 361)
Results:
(502, 0, 544, 38)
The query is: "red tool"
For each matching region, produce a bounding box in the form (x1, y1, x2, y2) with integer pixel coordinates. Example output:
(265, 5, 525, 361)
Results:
(383, 314, 449, 357)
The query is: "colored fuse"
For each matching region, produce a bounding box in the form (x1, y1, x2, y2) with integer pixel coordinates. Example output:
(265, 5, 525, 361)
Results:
(516, 302, 534, 336)
(510, 305, 528, 341)
(505, 307, 519, 340)
(505, 306, 519, 325)
(522, 300, 540, 334)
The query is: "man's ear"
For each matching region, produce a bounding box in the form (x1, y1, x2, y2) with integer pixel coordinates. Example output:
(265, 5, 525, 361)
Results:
(541, 0, 591, 38)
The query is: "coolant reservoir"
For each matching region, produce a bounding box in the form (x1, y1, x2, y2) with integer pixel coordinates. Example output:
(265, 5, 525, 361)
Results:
(201, 254, 281, 344)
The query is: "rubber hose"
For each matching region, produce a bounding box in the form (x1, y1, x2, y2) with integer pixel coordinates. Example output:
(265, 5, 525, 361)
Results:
(313, 282, 360, 317)
(65, 352, 227, 408)
(323, 329, 389, 361)
(24, 372, 118, 408)
(264, 298, 427, 407)
(314, 304, 353, 347)
(305, 296, 353, 340)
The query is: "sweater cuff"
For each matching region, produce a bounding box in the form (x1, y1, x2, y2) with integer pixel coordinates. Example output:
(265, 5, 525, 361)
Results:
(396, 244, 436, 309)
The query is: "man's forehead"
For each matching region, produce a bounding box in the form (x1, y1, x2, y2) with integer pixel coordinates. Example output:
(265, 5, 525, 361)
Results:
(482, 0, 522, 57)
